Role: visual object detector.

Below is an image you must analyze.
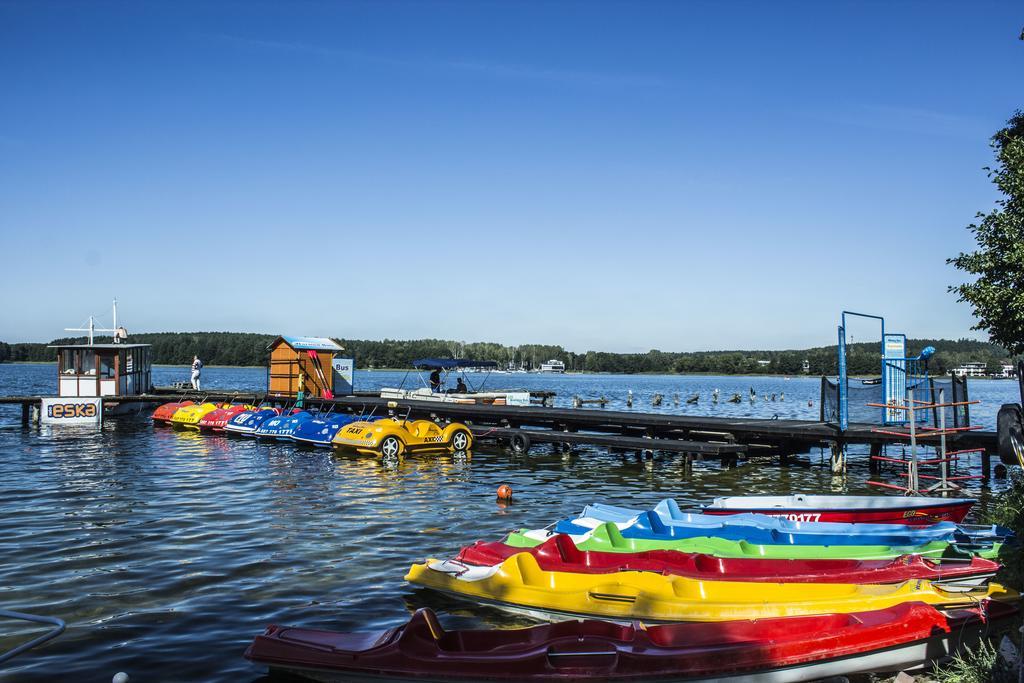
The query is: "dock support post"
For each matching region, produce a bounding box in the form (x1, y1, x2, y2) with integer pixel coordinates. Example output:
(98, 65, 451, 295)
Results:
(981, 449, 991, 483)
(868, 443, 882, 473)
(22, 403, 29, 426)
(830, 442, 845, 474)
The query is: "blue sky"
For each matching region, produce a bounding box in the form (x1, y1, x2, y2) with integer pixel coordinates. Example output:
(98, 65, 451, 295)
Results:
(1, 1, 1021, 351)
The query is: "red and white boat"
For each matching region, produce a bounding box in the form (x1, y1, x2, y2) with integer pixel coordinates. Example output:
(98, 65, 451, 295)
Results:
(701, 495, 975, 525)
(197, 404, 253, 432)
(245, 600, 1016, 682)
(455, 533, 999, 586)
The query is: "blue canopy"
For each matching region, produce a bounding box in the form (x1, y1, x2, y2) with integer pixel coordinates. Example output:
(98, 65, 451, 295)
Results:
(412, 358, 498, 370)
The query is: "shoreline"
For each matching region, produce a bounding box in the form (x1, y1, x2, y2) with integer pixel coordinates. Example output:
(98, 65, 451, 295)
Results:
(1, 362, 1017, 380)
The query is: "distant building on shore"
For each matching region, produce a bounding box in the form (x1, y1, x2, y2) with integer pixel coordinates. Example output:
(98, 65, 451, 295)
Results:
(951, 361, 989, 378)
(950, 361, 1018, 378)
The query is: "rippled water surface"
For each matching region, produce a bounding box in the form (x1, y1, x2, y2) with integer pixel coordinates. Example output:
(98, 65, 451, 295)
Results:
(0, 364, 1019, 681)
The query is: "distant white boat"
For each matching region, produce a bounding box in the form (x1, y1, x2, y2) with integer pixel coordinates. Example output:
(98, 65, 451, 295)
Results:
(379, 387, 530, 406)
(539, 359, 566, 373)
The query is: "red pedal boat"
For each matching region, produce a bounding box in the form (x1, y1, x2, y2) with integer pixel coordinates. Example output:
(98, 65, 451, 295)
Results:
(245, 600, 1016, 682)
(700, 495, 975, 525)
(151, 400, 193, 425)
(455, 533, 999, 586)
(197, 404, 253, 432)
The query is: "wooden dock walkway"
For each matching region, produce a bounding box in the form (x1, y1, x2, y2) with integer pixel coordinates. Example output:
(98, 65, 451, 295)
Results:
(1, 389, 997, 476)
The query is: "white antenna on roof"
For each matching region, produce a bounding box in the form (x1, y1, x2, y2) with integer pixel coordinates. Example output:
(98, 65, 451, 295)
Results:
(66, 299, 123, 345)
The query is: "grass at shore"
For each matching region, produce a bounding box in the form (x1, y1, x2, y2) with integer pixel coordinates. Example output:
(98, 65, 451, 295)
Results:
(931, 469, 1023, 682)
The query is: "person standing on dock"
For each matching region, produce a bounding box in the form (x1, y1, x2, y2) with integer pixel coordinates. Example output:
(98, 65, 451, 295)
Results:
(429, 368, 442, 392)
(191, 355, 203, 390)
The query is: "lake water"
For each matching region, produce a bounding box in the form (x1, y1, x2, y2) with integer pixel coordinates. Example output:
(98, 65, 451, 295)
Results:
(0, 364, 1019, 681)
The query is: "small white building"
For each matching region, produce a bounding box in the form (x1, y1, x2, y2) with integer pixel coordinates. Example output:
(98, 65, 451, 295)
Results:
(951, 362, 987, 378)
(1000, 363, 1017, 378)
(756, 359, 771, 367)
(802, 359, 811, 373)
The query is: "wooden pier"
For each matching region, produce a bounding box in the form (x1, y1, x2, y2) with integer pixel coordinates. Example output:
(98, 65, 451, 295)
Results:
(0, 389, 999, 477)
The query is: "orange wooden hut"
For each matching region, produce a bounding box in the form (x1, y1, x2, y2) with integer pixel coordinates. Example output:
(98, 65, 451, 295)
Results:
(267, 336, 345, 399)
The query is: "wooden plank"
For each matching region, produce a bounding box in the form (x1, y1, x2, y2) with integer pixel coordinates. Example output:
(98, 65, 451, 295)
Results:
(472, 426, 746, 456)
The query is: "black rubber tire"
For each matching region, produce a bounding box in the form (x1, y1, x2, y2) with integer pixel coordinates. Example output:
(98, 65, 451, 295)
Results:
(449, 428, 472, 452)
(997, 403, 1024, 467)
(511, 432, 531, 454)
(379, 435, 403, 458)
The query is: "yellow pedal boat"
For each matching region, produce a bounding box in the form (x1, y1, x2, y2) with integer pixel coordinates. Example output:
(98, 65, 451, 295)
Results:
(169, 402, 227, 430)
(332, 417, 473, 457)
(405, 552, 1018, 622)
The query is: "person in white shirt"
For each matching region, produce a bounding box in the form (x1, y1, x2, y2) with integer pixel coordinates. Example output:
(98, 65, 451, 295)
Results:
(191, 356, 203, 390)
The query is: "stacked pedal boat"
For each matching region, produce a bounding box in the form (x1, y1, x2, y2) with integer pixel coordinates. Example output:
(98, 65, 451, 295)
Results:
(247, 495, 1019, 682)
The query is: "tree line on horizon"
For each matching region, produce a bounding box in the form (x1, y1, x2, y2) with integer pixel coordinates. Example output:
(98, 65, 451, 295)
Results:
(0, 332, 1016, 377)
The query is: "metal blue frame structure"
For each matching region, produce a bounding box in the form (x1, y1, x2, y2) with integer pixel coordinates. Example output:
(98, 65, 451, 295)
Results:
(836, 311, 934, 431)
(837, 311, 885, 431)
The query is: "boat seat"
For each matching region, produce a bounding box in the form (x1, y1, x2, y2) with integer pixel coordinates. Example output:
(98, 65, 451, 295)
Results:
(401, 609, 446, 644)
(406, 421, 437, 438)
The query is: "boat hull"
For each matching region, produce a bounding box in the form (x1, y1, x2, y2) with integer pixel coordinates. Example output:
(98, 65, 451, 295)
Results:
(456, 534, 1000, 585)
(291, 414, 376, 448)
(254, 412, 313, 441)
(152, 401, 193, 425)
(169, 402, 223, 430)
(506, 523, 1001, 561)
(197, 405, 254, 432)
(701, 495, 975, 525)
(223, 408, 282, 436)
(245, 601, 1017, 683)
(406, 553, 1016, 622)
(555, 510, 970, 547)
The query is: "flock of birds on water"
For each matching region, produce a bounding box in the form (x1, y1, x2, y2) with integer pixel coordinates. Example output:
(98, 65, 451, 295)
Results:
(573, 387, 815, 409)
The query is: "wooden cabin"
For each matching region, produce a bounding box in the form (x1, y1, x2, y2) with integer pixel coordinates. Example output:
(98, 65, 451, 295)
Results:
(267, 336, 344, 398)
(51, 343, 153, 398)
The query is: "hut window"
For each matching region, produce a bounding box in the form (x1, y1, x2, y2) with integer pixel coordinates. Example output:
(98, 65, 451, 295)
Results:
(100, 354, 116, 378)
(80, 352, 96, 376)
(61, 350, 76, 374)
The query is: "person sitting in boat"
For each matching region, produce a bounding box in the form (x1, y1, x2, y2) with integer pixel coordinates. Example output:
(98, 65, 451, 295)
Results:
(454, 377, 468, 393)
(191, 355, 203, 390)
(429, 368, 442, 392)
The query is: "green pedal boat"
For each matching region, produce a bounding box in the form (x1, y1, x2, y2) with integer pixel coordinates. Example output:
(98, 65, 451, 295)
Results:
(504, 523, 1002, 560)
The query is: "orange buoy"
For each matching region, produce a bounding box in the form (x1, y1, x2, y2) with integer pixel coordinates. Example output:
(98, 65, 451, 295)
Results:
(496, 484, 513, 501)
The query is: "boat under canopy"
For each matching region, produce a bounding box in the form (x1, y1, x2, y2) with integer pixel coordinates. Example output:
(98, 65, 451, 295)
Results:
(381, 358, 530, 406)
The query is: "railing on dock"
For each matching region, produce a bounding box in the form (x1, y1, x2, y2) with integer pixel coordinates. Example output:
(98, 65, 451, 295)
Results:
(865, 388, 982, 495)
(0, 609, 65, 664)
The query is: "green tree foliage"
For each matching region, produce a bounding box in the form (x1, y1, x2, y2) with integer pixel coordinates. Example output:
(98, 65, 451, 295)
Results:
(949, 111, 1024, 355)
(0, 333, 1015, 375)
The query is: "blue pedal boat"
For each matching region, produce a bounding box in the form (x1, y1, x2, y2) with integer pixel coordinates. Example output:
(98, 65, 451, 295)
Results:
(291, 413, 378, 448)
(553, 499, 1008, 547)
(255, 411, 315, 441)
(224, 408, 282, 437)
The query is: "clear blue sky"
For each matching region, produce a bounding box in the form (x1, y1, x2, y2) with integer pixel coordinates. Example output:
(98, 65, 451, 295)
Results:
(1, 1, 1021, 351)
